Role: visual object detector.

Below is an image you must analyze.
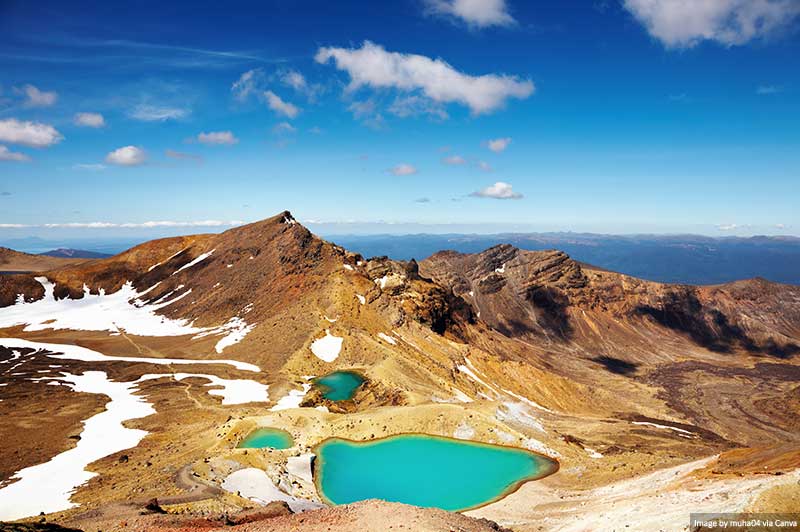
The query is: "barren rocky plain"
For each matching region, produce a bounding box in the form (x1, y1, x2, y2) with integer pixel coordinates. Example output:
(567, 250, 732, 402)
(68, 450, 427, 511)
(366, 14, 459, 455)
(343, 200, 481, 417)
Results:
(0, 211, 798, 531)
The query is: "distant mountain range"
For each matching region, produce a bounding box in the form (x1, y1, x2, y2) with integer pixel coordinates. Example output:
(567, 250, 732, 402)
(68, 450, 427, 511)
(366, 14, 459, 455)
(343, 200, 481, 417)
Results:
(40, 248, 113, 259)
(326, 233, 800, 286)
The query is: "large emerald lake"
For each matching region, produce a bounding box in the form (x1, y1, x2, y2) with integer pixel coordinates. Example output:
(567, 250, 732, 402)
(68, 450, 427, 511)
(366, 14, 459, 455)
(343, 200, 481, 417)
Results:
(313, 371, 364, 401)
(314, 434, 557, 511)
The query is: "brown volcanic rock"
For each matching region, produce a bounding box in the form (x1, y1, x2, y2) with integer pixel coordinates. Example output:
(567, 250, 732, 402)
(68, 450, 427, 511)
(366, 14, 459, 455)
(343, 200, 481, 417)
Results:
(0, 247, 90, 274)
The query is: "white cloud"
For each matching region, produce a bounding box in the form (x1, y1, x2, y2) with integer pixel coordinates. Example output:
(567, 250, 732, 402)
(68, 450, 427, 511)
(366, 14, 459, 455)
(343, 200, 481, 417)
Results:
(105, 146, 146, 166)
(263, 90, 300, 118)
(232, 68, 265, 101)
(0, 118, 64, 147)
(165, 149, 202, 161)
(478, 160, 493, 172)
(471, 181, 522, 199)
(197, 131, 238, 145)
(315, 41, 533, 115)
(74, 112, 106, 128)
(129, 104, 189, 122)
(757, 84, 783, 94)
(424, 0, 515, 28)
(18, 84, 58, 107)
(0, 145, 30, 162)
(623, 0, 800, 48)
(73, 163, 106, 171)
(443, 154, 466, 165)
(486, 137, 511, 152)
(0, 220, 246, 229)
(390, 163, 419, 176)
(272, 121, 297, 134)
(348, 99, 385, 129)
(388, 95, 448, 119)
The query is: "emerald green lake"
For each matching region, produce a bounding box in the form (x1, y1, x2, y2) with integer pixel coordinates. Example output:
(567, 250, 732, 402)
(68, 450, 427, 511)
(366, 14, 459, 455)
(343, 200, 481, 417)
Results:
(313, 371, 364, 401)
(238, 428, 294, 449)
(314, 434, 557, 511)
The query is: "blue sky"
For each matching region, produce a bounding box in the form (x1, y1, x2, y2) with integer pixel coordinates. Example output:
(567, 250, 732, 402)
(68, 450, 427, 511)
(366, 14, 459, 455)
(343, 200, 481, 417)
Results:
(0, 0, 798, 239)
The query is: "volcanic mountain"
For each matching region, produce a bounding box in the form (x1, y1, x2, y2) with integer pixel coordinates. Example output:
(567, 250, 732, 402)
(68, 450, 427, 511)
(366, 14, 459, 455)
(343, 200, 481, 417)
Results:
(0, 247, 92, 274)
(0, 211, 798, 531)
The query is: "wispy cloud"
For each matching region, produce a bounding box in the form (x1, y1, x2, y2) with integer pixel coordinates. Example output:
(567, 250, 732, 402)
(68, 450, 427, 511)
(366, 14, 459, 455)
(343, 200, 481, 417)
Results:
(272, 122, 297, 135)
(471, 181, 522, 199)
(0, 145, 30, 162)
(390, 163, 418, 176)
(443, 154, 466, 165)
(73, 163, 106, 171)
(74, 112, 105, 128)
(196, 131, 238, 145)
(478, 160, 493, 172)
(0, 220, 246, 229)
(263, 90, 300, 118)
(16, 84, 58, 107)
(165, 149, 202, 162)
(485, 137, 511, 152)
(129, 104, 189, 122)
(757, 85, 784, 95)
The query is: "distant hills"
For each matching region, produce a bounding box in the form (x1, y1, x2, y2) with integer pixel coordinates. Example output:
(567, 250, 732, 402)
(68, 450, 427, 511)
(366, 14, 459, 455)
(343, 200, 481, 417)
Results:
(327, 233, 800, 286)
(40, 248, 112, 259)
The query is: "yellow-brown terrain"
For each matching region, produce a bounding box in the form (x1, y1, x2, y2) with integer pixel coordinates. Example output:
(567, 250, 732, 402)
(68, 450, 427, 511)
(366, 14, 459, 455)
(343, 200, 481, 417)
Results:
(0, 211, 798, 531)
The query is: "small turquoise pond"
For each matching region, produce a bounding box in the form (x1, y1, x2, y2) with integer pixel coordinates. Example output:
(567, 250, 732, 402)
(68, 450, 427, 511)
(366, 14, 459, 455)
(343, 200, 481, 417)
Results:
(313, 371, 365, 401)
(314, 434, 558, 511)
(238, 428, 294, 449)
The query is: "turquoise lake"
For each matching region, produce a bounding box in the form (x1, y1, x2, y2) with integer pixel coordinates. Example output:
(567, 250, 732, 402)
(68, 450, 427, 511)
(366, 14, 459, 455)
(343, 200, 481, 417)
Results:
(314, 434, 557, 511)
(238, 428, 294, 449)
(313, 371, 365, 401)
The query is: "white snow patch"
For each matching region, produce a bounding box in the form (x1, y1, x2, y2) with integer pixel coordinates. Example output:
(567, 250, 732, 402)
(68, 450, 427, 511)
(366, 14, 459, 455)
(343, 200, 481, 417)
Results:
(137, 373, 268, 405)
(343, 264, 354, 271)
(495, 263, 506, 274)
(496, 402, 545, 433)
(147, 248, 187, 272)
(377, 332, 397, 345)
(173, 249, 214, 275)
(522, 437, 561, 458)
(501, 387, 553, 413)
(324, 315, 338, 323)
(468, 290, 474, 297)
(356, 294, 366, 305)
(457, 357, 499, 397)
(213, 316, 255, 354)
(453, 421, 475, 440)
(632, 421, 695, 436)
(270, 383, 312, 411)
(0, 278, 209, 337)
(0, 371, 154, 520)
(221, 468, 323, 513)
(585, 447, 604, 459)
(286, 453, 314, 483)
(0, 338, 260, 372)
(310, 330, 343, 362)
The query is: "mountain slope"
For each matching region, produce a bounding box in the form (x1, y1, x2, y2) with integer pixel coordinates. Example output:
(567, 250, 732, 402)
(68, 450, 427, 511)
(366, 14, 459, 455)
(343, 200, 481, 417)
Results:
(0, 247, 91, 273)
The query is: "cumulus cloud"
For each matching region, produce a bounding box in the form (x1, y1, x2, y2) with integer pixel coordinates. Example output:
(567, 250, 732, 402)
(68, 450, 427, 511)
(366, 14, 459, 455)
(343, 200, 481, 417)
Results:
(196, 131, 238, 145)
(129, 104, 189, 121)
(105, 145, 147, 166)
(623, 0, 800, 48)
(315, 41, 533, 115)
(470, 181, 522, 199)
(17, 84, 58, 107)
(486, 137, 511, 152)
(443, 154, 466, 165)
(423, 0, 515, 28)
(0, 118, 64, 147)
(0, 145, 30, 162)
(74, 112, 106, 128)
(263, 90, 300, 118)
(390, 163, 419, 176)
